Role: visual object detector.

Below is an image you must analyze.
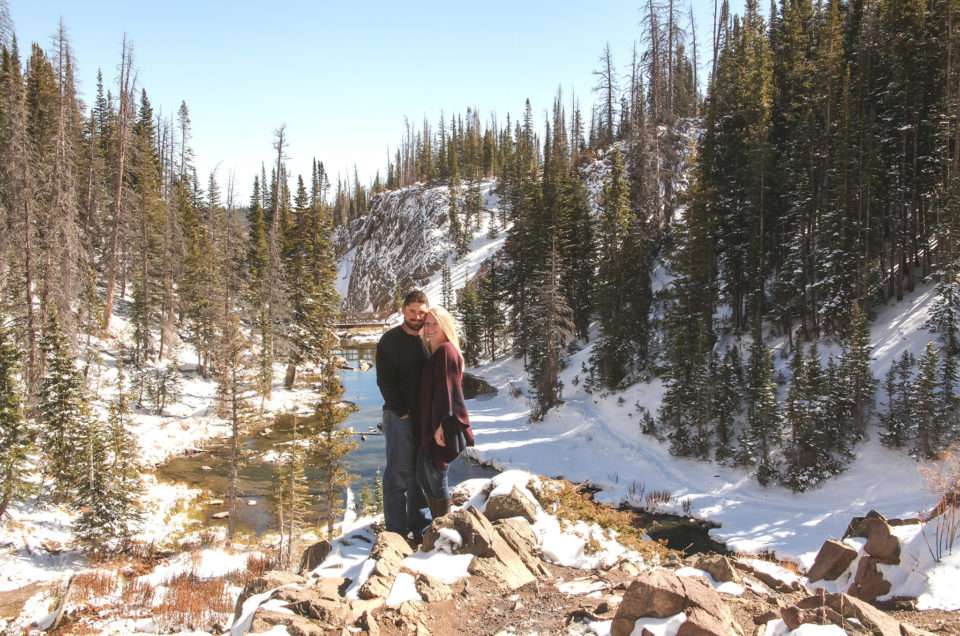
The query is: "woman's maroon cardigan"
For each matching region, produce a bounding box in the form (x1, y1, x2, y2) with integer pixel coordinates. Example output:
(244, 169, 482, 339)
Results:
(418, 341, 474, 468)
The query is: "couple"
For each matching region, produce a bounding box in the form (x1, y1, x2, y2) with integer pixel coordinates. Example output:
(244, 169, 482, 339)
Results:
(374, 290, 474, 542)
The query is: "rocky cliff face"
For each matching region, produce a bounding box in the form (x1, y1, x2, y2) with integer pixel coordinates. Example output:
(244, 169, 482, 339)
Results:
(335, 184, 460, 312)
(336, 181, 496, 311)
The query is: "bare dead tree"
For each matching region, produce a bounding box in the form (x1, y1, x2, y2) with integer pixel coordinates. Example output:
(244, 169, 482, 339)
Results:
(103, 35, 135, 330)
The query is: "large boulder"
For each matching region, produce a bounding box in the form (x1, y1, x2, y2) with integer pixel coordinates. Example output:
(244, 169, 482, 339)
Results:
(358, 532, 413, 600)
(298, 540, 332, 574)
(847, 556, 892, 602)
(689, 554, 740, 584)
(248, 609, 325, 636)
(787, 592, 937, 636)
(610, 568, 744, 636)
(233, 570, 307, 622)
(422, 507, 496, 555)
(485, 486, 538, 524)
(806, 539, 859, 583)
(493, 518, 550, 579)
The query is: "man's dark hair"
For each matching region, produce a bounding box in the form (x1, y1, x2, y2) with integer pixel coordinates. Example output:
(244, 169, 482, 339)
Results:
(403, 290, 428, 306)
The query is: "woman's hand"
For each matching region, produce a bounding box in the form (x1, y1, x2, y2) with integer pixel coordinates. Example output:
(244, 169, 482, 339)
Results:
(434, 426, 446, 447)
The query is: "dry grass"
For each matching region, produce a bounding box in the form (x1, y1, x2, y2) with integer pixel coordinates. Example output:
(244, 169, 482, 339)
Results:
(645, 489, 672, 508)
(71, 570, 119, 600)
(120, 578, 156, 608)
(155, 572, 233, 632)
(224, 552, 277, 586)
(920, 445, 960, 562)
(529, 477, 669, 560)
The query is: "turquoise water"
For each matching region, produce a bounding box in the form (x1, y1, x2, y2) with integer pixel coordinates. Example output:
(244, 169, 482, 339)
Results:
(156, 343, 496, 535)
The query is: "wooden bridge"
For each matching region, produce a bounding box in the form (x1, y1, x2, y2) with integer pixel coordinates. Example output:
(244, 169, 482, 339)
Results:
(335, 311, 393, 330)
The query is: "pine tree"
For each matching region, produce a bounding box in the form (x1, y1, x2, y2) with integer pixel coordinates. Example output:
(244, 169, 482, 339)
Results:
(246, 176, 273, 405)
(37, 314, 89, 503)
(214, 313, 257, 542)
(74, 358, 143, 553)
(839, 303, 875, 440)
(458, 278, 483, 366)
(276, 408, 311, 568)
(529, 241, 575, 420)
(441, 261, 453, 308)
(737, 325, 781, 485)
(0, 319, 32, 518)
(912, 343, 947, 458)
(880, 352, 916, 449)
(309, 354, 357, 540)
(591, 147, 650, 388)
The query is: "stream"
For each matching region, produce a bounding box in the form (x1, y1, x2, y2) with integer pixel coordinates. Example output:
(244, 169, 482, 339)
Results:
(156, 342, 498, 535)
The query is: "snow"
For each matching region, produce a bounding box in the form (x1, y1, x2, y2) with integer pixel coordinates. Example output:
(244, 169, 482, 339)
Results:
(4, 175, 960, 631)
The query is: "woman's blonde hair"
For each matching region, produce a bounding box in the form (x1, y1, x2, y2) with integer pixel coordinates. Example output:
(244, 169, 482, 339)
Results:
(422, 306, 462, 356)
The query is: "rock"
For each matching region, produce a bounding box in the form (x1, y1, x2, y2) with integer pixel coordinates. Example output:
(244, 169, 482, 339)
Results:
(211, 511, 229, 519)
(863, 518, 901, 565)
(493, 518, 550, 579)
(415, 572, 452, 602)
(381, 600, 430, 635)
(678, 605, 738, 636)
(620, 560, 644, 577)
(788, 592, 939, 635)
(847, 556, 892, 602)
(732, 560, 795, 593)
(752, 609, 779, 625)
(485, 486, 538, 524)
(233, 571, 307, 621)
(611, 568, 743, 636)
(843, 509, 887, 539)
(249, 609, 325, 636)
(298, 540, 333, 574)
(690, 554, 740, 584)
(422, 507, 496, 555)
(208, 499, 224, 506)
(355, 608, 380, 635)
(779, 605, 805, 631)
(467, 554, 536, 591)
(806, 539, 859, 582)
(791, 592, 932, 636)
(273, 586, 345, 624)
(358, 532, 413, 600)
(494, 516, 537, 548)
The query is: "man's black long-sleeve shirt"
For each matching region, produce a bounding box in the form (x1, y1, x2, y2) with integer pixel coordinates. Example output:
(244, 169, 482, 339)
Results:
(375, 325, 426, 418)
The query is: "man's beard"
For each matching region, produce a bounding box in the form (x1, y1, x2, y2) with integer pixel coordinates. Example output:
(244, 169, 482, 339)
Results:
(404, 318, 424, 332)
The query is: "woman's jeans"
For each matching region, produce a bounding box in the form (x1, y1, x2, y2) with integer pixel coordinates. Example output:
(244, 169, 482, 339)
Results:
(382, 409, 430, 536)
(417, 446, 450, 500)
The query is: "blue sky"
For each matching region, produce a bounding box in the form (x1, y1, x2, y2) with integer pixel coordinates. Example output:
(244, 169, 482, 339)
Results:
(9, 0, 746, 202)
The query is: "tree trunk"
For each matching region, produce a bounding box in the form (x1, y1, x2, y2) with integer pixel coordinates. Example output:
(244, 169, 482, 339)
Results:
(103, 38, 134, 330)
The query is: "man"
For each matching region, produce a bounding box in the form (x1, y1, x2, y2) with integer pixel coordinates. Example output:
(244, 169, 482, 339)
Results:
(376, 290, 431, 539)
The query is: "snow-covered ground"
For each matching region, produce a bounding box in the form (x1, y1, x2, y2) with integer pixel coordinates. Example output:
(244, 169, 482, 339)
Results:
(2, 179, 959, 632)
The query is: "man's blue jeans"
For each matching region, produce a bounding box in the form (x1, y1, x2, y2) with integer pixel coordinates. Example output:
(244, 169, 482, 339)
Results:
(382, 409, 431, 536)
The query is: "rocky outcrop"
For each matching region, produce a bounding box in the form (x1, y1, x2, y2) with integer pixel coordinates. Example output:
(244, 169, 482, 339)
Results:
(358, 531, 413, 600)
(230, 499, 940, 636)
(808, 510, 922, 602)
(485, 486, 538, 524)
(610, 568, 745, 636)
(334, 182, 498, 311)
(806, 539, 858, 583)
(297, 540, 332, 575)
(777, 592, 937, 635)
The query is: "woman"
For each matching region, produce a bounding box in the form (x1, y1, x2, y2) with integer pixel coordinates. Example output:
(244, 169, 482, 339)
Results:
(417, 306, 474, 518)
